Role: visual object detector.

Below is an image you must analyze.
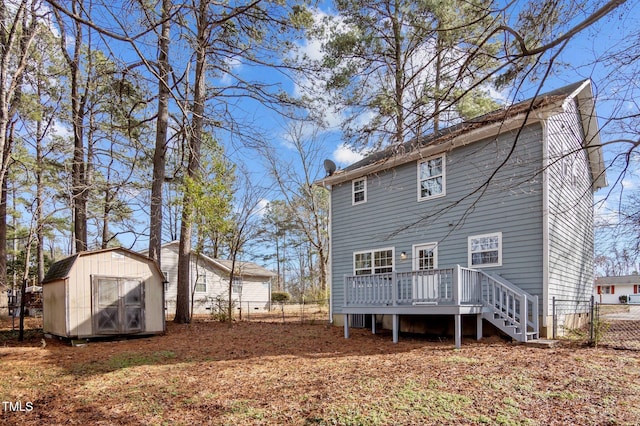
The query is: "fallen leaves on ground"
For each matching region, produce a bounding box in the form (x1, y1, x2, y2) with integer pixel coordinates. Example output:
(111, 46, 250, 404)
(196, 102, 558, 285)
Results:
(1, 317, 639, 425)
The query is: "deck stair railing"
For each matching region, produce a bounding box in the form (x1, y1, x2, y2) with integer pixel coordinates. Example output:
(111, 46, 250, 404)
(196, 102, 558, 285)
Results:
(478, 271, 539, 342)
(344, 265, 539, 342)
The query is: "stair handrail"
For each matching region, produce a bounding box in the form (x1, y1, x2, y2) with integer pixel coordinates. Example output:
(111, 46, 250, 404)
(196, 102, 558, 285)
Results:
(477, 270, 539, 341)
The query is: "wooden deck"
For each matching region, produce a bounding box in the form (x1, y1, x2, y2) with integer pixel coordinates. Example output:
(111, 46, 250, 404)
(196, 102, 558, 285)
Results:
(341, 266, 539, 347)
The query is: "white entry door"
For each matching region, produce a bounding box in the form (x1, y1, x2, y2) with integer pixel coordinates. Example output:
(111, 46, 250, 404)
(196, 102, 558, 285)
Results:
(412, 243, 438, 301)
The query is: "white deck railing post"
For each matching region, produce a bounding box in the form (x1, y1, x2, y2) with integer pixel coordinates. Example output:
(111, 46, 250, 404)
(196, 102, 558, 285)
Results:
(521, 294, 528, 341)
(392, 272, 397, 306)
(532, 295, 539, 337)
(344, 275, 348, 307)
(453, 265, 461, 305)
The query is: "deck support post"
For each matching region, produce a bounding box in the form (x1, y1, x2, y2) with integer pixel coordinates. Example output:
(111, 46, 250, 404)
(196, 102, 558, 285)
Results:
(371, 314, 376, 334)
(476, 313, 483, 341)
(344, 314, 350, 339)
(392, 314, 399, 343)
(454, 314, 462, 349)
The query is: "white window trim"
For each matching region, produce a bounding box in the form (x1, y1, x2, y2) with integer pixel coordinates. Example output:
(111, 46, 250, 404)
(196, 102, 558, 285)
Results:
(352, 177, 367, 205)
(417, 154, 446, 201)
(232, 277, 243, 294)
(353, 247, 395, 275)
(195, 274, 207, 292)
(412, 243, 438, 271)
(468, 232, 502, 268)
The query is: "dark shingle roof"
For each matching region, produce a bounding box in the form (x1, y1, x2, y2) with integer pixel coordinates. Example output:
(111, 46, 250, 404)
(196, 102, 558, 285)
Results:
(343, 80, 586, 172)
(42, 254, 79, 284)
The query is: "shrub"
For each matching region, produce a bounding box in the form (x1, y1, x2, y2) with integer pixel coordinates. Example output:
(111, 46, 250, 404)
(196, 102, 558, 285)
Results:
(271, 292, 290, 302)
(619, 295, 628, 304)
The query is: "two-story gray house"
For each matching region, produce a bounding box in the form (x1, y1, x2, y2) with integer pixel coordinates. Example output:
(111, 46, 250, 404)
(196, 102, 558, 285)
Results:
(317, 80, 607, 347)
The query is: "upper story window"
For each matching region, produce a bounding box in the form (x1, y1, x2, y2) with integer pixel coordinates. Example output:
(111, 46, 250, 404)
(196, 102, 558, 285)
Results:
(468, 232, 502, 267)
(418, 155, 445, 200)
(354, 248, 394, 275)
(352, 177, 367, 205)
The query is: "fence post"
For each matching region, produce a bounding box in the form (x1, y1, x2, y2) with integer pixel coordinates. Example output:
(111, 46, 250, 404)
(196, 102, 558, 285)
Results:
(590, 295, 595, 346)
(552, 296, 556, 340)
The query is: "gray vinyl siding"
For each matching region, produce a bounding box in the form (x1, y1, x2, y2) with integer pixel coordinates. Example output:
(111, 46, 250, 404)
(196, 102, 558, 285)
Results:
(331, 124, 545, 314)
(546, 99, 595, 311)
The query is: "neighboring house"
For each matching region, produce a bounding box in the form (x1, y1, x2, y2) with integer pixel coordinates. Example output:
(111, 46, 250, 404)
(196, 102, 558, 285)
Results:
(316, 80, 607, 347)
(42, 247, 165, 339)
(595, 275, 640, 304)
(159, 241, 276, 317)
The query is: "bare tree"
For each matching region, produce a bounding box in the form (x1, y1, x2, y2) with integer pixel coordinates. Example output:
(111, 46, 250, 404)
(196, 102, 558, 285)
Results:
(260, 121, 330, 295)
(224, 170, 268, 325)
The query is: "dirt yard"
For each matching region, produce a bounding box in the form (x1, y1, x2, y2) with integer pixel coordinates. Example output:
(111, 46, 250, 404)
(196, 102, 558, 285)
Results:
(1, 317, 639, 425)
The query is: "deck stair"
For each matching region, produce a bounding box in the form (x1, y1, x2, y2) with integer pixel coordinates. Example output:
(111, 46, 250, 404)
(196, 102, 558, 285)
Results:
(479, 272, 539, 342)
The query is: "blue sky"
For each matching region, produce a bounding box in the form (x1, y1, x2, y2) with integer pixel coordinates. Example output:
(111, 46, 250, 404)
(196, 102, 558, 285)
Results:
(36, 0, 640, 261)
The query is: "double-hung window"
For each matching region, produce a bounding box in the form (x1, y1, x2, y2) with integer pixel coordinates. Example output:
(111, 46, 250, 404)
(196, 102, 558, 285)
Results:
(354, 248, 394, 275)
(468, 232, 502, 267)
(232, 277, 243, 294)
(195, 274, 207, 292)
(352, 177, 367, 205)
(418, 155, 445, 200)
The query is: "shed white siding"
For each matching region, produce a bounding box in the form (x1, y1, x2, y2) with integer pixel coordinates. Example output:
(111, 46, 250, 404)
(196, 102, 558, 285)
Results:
(43, 248, 164, 339)
(43, 279, 66, 336)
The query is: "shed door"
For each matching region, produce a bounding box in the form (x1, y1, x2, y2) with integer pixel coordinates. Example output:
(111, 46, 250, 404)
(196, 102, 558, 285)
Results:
(93, 277, 144, 334)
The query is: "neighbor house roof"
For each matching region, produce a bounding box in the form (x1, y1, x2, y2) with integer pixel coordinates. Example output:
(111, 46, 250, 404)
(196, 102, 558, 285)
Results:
(42, 247, 161, 284)
(316, 80, 606, 190)
(596, 275, 640, 285)
(161, 241, 276, 279)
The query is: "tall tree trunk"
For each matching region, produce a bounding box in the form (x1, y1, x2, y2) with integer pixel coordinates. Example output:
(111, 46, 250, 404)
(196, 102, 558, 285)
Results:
(0, 174, 6, 289)
(55, 1, 89, 252)
(149, 0, 171, 267)
(36, 89, 45, 283)
(390, 0, 404, 144)
(433, 30, 443, 134)
(101, 189, 110, 249)
(174, 1, 208, 324)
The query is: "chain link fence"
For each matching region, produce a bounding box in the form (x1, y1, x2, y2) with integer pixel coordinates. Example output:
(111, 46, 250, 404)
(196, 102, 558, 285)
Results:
(238, 299, 330, 324)
(553, 296, 640, 350)
(187, 299, 331, 324)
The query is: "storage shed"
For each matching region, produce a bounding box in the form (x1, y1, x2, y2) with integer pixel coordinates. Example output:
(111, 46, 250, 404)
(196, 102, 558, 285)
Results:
(42, 247, 165, 339)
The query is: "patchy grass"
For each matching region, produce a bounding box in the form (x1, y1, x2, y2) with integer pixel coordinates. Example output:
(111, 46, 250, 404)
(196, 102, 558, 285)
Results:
(0, 317, 639, 425)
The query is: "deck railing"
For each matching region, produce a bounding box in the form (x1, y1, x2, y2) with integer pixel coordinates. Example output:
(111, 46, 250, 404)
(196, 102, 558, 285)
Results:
(344, 265, 483, 307)
(480, 271, 539, 341)
(344, 265, 539, 341)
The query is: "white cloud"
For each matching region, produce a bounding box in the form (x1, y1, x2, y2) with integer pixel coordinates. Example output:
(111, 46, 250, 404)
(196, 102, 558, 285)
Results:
(333, 143, 366, 166)
(255, 198, 270, 217)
